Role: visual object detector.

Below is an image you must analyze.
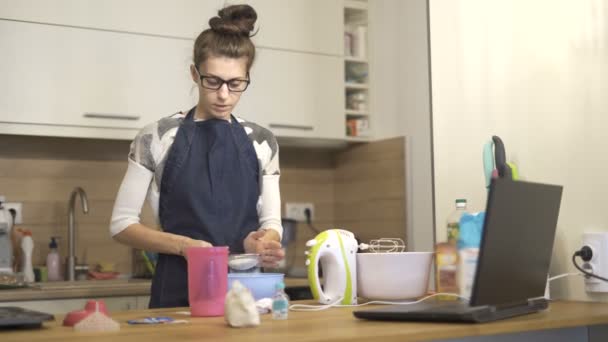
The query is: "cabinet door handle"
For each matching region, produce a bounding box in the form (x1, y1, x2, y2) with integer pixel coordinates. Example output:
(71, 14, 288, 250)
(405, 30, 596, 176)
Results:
(83, 113, 141, 121)
(269, 123, 314, 131)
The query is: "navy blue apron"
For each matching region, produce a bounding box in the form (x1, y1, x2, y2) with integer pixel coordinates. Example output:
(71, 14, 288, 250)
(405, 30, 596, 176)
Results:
(149, 108, 260, 308)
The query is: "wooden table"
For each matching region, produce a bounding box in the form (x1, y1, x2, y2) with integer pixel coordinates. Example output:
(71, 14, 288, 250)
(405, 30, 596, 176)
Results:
(2, 301, 608, 342)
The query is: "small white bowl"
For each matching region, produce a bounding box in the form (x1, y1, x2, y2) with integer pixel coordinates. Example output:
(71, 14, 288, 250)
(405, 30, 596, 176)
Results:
(356, 252, 433, 300)
(228, 253, 261, 273)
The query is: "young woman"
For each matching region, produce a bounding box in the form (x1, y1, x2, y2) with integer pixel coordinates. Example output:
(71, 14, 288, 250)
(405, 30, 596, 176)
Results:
(109, 4, 284, 308)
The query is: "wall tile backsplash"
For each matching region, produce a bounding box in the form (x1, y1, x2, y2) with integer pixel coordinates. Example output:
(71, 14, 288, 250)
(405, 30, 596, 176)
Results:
(1, 134, 405, 276)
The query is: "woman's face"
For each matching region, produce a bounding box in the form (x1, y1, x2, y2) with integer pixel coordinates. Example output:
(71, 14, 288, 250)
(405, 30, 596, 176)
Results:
(191, 56, 249, 120)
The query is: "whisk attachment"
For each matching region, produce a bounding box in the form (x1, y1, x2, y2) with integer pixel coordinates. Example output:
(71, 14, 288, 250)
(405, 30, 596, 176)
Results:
(359, 238, 406, 253)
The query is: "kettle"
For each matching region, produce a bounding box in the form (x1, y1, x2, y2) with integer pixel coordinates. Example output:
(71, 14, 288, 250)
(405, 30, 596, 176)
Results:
(305, 229, 358, 305)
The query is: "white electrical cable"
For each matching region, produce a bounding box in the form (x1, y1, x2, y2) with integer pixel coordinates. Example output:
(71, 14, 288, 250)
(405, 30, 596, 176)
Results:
(290, 274, 582, 312)
(289, 293, 470, 312)
(548, 272, 584, 282)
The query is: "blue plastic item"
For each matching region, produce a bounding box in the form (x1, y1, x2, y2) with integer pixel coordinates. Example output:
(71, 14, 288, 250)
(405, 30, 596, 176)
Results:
(457, 212, 486, 250)
(227, 273, 285, 300)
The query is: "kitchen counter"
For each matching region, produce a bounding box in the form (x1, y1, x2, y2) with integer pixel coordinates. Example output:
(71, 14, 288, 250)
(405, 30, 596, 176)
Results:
(0, 277, 310, 302)
(0, 279, 152, 302)
(2, 301, 608, 342)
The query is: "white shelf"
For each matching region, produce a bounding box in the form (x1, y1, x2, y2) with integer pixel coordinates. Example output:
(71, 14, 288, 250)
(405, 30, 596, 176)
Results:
(345, 135, 370, 141)
(344, 1, 370, 141)
(345, 0, 368, 11)
(344, 56, 368, 63)
(345, 83, 369, 90)
(346, 109, 369, 116)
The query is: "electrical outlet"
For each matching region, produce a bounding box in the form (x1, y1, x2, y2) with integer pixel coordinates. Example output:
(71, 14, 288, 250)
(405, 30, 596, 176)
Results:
(4, 202, 23, 224)
(583, 232, 608, 293)
(285, 202, 314, 222)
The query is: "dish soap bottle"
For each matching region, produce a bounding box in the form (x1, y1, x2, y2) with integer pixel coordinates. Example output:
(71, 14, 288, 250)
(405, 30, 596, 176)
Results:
(272, 282, 289, 320)
(47, 237, 62, 281)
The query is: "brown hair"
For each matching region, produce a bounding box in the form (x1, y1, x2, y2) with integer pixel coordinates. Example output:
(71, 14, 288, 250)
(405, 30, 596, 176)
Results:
(193, 4, 257, 71)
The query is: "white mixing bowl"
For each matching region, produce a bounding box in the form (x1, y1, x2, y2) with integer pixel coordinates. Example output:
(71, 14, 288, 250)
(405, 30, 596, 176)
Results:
(356, 252, 433, 300)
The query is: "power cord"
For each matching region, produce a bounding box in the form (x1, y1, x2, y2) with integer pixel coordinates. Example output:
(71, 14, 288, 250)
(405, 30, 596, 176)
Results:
(289, 293, 469, 312)
(304, 208, 321, 235)
(572, 246, 608, 282)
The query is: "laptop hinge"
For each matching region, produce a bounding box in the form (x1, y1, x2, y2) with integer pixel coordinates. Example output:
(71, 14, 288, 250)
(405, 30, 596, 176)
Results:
(489, 297, 546, 312)
(528, 297, 548, 307)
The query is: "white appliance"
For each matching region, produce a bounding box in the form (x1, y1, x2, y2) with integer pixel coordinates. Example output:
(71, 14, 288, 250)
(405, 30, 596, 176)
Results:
(305, 229, 358, 305)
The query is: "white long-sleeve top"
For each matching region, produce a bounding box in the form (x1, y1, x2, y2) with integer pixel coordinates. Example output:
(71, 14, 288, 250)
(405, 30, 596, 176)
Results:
(110, 111, 283, 239)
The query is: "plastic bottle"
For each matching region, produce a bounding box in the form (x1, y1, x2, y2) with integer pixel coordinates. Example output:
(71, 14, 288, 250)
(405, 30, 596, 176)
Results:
(435, 242, 459, 300)
(47, 237, 62, 281)
(21, 230, 35, 283)
(271, 282, 289, 320)
(447, 199, 467, 245)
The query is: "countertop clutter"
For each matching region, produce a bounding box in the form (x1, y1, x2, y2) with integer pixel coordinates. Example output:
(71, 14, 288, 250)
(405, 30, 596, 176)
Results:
(0, 278, 311, 302)
(2, 301, 608, 342)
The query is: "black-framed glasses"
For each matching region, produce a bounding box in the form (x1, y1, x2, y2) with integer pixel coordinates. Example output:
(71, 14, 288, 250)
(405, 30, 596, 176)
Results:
(198, 71, 251, 92)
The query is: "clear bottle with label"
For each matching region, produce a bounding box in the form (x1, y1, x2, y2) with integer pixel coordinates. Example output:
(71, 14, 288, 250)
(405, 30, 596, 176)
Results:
(447, 199, 467, 245)
(272, 282, 289, 320)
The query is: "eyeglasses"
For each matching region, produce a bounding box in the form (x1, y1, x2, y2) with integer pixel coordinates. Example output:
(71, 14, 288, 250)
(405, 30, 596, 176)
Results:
(197, 70, 251, 92)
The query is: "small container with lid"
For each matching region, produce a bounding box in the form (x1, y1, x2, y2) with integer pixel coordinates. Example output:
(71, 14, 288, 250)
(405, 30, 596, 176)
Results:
(272, 282, 289, 320)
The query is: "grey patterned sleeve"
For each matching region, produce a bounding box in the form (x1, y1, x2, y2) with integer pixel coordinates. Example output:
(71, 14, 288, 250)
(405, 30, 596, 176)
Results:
(128, 123, 157, 172)
(264, 132, 280, 176)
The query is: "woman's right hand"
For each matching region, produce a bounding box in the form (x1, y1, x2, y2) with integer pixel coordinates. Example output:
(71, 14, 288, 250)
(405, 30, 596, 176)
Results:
(179, 236, 212, 259)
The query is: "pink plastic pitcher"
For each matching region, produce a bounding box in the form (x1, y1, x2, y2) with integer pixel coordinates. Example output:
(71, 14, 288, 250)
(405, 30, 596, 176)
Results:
(187, 246, 228, 317)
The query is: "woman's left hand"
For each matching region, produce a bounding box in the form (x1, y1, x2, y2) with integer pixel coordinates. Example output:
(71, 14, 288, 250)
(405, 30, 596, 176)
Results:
(244, 229, 285, 268)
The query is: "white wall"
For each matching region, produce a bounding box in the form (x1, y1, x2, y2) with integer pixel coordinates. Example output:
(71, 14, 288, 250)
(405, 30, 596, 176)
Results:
(430, 0, 608, 301)
(370, 0, 435, 252)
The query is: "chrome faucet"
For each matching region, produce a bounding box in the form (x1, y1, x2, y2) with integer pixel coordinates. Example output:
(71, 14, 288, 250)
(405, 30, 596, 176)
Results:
(67, 187, 89, 281)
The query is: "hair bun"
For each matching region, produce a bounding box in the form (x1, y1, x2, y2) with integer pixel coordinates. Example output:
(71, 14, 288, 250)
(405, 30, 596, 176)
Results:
(209, 4, 257, 37)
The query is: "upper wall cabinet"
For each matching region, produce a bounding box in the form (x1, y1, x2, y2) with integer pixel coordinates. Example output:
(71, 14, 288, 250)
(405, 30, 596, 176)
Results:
(0, 0, 343, 55)
(0, 20, 195, 138)
(235, 0, 343, 55)
(0, 0, 224, 39)
(235, 48, 343, 140)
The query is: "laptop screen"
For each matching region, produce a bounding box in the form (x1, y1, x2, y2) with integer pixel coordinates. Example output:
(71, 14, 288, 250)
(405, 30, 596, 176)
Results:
(470, 179, 563, 308)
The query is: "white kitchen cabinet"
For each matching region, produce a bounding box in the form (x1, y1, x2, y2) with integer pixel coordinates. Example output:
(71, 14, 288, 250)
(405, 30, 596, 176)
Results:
(239, 0, 343, 55)
(235, 48, 344, 140)
(0, 20, 196, 139)
(0, 296, 138, 314)
(0, 0, 341, 55)
(0, 0, 223, 40)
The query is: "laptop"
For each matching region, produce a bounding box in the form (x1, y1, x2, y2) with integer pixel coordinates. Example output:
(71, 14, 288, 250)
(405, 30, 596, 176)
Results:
(0, 307, 54, 328)
(354, 178, 563, 323)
